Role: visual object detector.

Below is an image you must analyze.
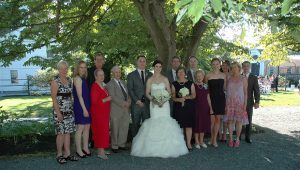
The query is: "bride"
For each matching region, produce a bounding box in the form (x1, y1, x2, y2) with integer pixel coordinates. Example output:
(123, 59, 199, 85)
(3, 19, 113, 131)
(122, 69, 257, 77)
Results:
(130, 60, 188, 158)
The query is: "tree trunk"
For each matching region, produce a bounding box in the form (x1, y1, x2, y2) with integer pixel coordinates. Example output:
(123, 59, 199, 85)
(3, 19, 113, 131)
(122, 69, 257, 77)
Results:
(133, 0, 208, 71)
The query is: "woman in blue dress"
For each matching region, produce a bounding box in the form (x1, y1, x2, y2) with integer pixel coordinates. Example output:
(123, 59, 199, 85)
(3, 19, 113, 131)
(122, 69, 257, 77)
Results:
(73, 60, 91, 158)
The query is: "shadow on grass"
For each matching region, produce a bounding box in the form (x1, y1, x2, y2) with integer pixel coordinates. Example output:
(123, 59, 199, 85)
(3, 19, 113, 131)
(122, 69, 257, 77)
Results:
(261, 98, 275, 101)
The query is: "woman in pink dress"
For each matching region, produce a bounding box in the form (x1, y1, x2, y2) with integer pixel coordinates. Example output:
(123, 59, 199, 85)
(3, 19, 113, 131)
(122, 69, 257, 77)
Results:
(224, 62, 248, 147)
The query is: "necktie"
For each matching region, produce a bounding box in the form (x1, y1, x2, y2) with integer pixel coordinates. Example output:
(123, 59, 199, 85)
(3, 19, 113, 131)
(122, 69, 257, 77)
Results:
(173, 71, 177, 81)
(192, 70, 195, 81)
(141, 70, 145, 85)
(118, 81, 127, 101)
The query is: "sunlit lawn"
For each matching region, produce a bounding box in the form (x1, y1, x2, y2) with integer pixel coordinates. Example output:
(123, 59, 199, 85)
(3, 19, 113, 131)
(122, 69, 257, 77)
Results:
(0, 96, 52, 117)
(260, 90, 300, 107)
(0, 91, 299, 118)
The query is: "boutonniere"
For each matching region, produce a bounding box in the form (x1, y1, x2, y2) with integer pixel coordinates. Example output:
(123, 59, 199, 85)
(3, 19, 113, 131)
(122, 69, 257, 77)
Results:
(203, 83, 208, 89)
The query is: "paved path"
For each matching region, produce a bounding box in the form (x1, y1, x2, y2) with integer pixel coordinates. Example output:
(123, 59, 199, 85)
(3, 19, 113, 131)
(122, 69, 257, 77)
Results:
(1, 106, 300, 170)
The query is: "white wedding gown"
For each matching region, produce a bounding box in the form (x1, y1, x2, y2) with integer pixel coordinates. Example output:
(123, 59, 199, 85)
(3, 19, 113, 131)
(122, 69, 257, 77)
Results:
(131, 83, 188, 158)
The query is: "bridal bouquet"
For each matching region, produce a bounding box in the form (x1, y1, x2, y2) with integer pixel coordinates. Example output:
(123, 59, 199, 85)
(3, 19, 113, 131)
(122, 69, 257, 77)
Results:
(179, 87, 189, 107)
(151, 89, 170, 107)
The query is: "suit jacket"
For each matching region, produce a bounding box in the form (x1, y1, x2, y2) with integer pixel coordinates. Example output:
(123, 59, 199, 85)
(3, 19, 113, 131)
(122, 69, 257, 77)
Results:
(166, 69, 176, 85)
(106, 79, 131, 117)
(127, 69, 152, 104)
(186, 69, 194, 82)
(247, 73, 260, 106)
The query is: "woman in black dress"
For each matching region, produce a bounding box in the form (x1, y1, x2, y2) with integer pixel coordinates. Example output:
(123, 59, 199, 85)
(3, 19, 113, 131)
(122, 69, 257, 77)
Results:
(172, 67, 196, 150)
(206, 58, 226, 147)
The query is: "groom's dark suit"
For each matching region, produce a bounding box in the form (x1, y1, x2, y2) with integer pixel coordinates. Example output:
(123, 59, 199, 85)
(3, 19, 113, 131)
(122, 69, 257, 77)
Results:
(127, 69, 152, 137)
(244, 73, 260, 140)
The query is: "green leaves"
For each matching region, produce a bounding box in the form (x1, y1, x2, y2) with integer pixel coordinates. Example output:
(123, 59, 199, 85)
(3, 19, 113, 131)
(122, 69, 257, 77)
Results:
(211, 0, 222, 13)
(175, 0, 206, 25)
(281, 0, 295, 15)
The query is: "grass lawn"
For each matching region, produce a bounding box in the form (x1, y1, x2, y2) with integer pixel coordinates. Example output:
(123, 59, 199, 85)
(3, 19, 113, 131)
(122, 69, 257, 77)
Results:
(260, 90, 300, 107)
(0, 91, 299, 118)
(0, 96, 52, 117)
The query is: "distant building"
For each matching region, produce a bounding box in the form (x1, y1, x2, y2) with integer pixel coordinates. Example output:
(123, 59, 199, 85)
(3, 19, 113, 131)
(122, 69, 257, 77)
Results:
(249, 48, 268, 76)
(249, 48, 300, 77)
(0, 30, 47, 96)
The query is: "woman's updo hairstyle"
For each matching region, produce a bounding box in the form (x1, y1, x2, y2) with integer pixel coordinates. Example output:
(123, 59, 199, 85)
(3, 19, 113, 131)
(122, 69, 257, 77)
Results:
(152, 59, 163, 67)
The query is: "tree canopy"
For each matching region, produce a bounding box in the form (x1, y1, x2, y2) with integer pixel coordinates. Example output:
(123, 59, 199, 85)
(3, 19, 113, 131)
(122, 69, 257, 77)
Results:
(0, 0, 299, 71)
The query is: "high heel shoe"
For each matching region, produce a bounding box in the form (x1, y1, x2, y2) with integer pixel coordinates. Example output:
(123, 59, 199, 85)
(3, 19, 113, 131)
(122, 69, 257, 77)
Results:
(234, 140, 240, 147)
(97, 154, 108, 160)
(82, 149, 92, 157)
(76, 152, 87, 158)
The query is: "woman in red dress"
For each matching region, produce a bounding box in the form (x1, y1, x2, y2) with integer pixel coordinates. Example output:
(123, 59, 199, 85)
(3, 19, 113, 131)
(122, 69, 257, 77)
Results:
(90, 69, 111, 159)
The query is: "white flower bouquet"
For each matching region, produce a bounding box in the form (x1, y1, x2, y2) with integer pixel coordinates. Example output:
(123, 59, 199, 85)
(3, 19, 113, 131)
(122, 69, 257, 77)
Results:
(179, 87, 189, 107)
(151, 89, 170, 107)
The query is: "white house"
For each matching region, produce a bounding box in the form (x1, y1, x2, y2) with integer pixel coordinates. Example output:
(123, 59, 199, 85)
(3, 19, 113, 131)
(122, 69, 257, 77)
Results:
(0, 30, 46, 96)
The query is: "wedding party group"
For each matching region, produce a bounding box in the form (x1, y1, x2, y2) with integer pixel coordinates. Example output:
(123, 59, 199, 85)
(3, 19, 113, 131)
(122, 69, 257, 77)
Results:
(50, 53, 260, 164)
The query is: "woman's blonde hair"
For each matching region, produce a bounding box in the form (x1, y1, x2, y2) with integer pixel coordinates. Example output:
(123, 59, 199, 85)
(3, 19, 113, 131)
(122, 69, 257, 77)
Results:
(230, 61, 242, 72)
(194, 69, 205, 81)
(74, 60, 87, 78)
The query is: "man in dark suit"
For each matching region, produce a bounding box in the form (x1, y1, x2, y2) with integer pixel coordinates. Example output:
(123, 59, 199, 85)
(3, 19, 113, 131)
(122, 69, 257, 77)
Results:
(127, 55, 152, 137)
(242, 61, 260, 143)
(87, 53, 110, 88)
(186, 56, 198, 82)
(166, 56, 181, 117)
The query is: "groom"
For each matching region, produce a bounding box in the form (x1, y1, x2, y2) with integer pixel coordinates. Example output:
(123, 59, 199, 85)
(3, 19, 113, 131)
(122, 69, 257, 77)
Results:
(127, 55, 152, 137)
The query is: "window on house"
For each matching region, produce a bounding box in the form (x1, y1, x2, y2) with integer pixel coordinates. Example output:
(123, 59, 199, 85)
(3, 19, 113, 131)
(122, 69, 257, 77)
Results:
(269, 67, 274, 75)
(287, 67, 292, 74)
(10, 70, 18, 84)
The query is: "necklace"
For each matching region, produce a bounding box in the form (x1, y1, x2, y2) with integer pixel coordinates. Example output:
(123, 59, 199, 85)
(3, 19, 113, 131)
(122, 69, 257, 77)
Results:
(178, 81, 186, 85)
(196, 83, 203, 89)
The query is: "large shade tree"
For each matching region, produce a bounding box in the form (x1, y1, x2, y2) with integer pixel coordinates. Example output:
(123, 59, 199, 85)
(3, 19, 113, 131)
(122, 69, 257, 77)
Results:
(1, 0, 298, 70)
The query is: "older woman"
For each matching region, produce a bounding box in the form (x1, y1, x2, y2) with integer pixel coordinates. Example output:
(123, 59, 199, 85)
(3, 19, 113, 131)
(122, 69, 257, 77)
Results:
(172, 67, 196, 151)
(73, 60, 91, 158)
(51, 60, 78, 164)
(224, 62, 248, 147)
(90, 69, 111, 159)
(194, 70, 211, 149)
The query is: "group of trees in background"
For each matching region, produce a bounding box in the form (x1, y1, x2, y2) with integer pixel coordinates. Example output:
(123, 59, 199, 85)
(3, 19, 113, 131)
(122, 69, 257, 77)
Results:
(0, 0, 299, 72)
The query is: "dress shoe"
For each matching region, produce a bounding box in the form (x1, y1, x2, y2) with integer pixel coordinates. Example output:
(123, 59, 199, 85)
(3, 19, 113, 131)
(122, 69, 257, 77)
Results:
(200, 143, 207, 148)
(119, 147, 129, 150)
(194, 144, 201, 149)
(245, 138, 252, 144)
(111, 149, 119, 153)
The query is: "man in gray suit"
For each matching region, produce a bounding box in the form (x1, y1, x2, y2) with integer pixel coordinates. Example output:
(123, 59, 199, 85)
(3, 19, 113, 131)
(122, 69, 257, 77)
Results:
(242, 61, 260, 143)
(166, 56, 181, 84)
(166, 56, 181, 117)
(187, 56, 198, 82)
(127, 55, 152, 137)
(106, 66, 131, 153)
